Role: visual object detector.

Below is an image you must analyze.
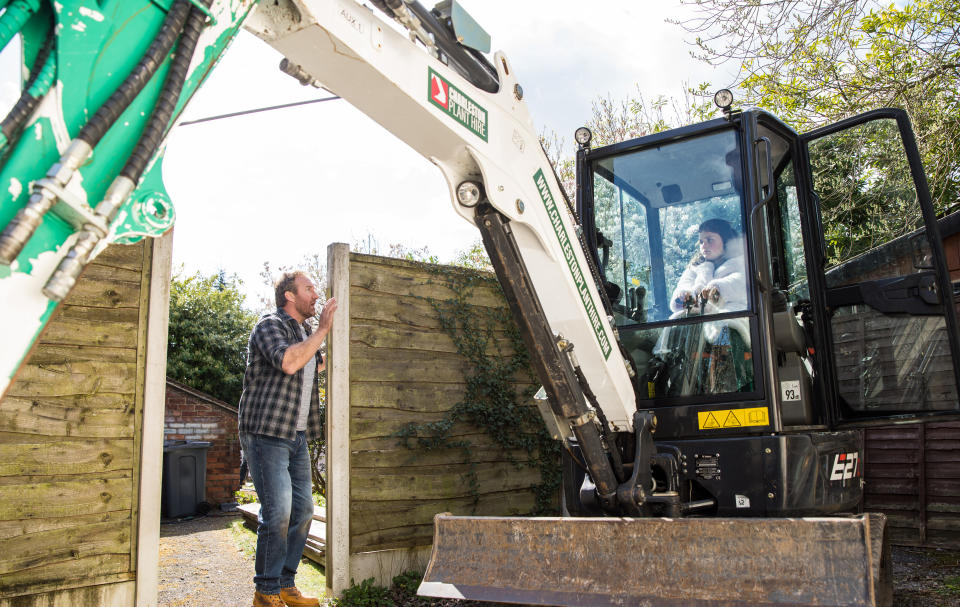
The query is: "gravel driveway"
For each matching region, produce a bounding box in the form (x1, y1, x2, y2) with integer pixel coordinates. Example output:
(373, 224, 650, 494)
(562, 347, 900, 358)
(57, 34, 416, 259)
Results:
(159, 513, 960, 607)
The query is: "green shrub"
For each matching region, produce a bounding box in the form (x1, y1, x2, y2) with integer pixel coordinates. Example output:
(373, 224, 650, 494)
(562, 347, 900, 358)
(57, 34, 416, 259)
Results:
(335, 577, 394, 607)
(391, 570, 422, 597)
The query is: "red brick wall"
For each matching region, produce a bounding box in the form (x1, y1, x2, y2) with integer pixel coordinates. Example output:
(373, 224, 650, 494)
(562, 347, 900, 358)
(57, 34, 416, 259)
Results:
(164, 382, 241, 506)
(944, 232, 960, 281)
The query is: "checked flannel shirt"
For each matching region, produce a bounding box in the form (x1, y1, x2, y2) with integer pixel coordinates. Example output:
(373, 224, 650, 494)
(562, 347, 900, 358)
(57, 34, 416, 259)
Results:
(238, 308, 323, 441)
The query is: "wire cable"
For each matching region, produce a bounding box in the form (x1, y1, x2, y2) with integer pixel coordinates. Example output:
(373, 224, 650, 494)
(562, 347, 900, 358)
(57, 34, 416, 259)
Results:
(178, 95, 341, 126)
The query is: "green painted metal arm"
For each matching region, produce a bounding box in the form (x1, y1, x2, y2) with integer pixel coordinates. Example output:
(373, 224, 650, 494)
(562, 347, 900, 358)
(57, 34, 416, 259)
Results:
(0, 1, 258, 398)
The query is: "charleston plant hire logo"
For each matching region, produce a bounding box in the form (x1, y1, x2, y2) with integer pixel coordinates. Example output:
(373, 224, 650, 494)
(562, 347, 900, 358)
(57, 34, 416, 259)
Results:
(534, 169, 612, 359)
(428, 68, 488, 141)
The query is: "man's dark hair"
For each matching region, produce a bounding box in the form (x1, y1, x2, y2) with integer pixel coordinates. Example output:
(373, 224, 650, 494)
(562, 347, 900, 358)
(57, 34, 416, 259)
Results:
(274, 271, 308, 308)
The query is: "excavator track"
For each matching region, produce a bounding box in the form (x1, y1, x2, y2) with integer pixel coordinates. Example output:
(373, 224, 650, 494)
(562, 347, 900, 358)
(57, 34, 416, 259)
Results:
(419, 513, 891, 606)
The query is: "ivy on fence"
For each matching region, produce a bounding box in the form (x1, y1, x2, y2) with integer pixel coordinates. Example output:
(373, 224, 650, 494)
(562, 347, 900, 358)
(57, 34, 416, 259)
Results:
(394, 265, 560, 514)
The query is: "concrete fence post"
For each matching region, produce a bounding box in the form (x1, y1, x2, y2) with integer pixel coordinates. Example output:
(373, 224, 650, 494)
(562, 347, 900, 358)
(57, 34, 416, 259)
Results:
(326, 243, 351, 598)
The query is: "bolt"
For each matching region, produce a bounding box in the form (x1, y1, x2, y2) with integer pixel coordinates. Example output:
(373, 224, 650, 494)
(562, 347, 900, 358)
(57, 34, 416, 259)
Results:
(514, 83, 523, 100)
(516, 199, 525, 214)
(765, 448, 772, 454)
(767, 492, 775, 499)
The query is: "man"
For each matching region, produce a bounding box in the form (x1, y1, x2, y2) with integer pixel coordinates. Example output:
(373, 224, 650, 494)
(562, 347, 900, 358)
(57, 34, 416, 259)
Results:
(238, 271, 338, 607)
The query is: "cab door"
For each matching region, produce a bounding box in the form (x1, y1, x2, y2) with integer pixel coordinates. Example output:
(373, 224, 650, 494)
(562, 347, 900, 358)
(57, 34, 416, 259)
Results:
(798, 108, 960, 425)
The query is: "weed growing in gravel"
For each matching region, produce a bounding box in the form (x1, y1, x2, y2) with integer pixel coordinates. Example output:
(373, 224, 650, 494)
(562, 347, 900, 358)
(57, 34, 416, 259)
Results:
(228, 520, 257, 557)
(938, 574, 960, 598)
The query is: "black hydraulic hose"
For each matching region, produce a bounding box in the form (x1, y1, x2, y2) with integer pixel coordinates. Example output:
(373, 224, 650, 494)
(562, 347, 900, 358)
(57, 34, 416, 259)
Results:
(379, 0, 499, 93)
(77, 0, 192, 149)
(544, 140, 646, 408)
(573, 365, 627, 483)
(369, 0, 394, 18)
(121, 0, 209, 182)
(410, 0, 498, 93)
(1, 26, 55, 142)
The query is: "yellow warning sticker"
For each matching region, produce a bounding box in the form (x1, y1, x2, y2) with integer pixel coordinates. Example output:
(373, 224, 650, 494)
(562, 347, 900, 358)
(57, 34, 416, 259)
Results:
(698, 407, 770, 430)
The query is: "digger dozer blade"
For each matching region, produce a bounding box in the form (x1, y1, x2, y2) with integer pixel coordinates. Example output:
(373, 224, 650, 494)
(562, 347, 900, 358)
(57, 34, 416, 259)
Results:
(418, 513, 891, 607)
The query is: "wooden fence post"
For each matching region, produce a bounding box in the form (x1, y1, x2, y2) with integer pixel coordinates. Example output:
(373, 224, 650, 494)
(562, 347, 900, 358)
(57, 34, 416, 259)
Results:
(326, 243, 351, 597)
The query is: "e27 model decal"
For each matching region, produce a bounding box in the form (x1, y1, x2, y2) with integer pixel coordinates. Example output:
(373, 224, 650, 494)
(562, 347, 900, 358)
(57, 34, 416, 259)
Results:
(829, 451, 861, 482)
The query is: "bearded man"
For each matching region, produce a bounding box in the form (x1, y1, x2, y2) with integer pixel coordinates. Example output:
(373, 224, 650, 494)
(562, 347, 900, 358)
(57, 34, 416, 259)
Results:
(238, 271, 337, 607)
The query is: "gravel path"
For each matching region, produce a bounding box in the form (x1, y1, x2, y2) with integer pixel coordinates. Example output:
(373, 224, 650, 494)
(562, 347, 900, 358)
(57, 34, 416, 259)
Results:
(159, 513, 960, 607)
(159, 512, 255, 607)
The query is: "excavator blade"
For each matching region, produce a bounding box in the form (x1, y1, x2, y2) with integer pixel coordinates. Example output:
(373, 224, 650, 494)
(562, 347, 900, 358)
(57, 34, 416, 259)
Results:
(419, 513, 890, 607)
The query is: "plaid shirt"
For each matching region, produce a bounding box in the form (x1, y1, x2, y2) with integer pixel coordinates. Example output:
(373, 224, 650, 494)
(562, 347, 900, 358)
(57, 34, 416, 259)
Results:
(238, 308, 322, 441)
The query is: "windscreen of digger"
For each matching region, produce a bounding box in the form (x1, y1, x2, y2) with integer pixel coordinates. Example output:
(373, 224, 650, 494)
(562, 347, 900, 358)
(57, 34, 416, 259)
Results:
(591, 128, 756, 398)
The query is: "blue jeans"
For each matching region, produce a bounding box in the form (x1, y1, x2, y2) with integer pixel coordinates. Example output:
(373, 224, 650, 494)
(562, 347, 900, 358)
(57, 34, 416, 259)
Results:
(240, 431, 314, 595)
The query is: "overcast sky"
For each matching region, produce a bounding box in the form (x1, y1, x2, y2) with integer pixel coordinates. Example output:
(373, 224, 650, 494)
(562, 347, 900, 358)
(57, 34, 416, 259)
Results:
(3, 0, 737, 306)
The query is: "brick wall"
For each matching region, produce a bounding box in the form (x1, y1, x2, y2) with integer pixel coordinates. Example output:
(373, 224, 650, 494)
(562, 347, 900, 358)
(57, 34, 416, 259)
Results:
(164, 379, 241, 506)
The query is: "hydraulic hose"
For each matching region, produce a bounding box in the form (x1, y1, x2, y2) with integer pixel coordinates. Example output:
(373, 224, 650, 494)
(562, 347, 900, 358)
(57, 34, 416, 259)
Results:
(406, 0, 498, 93)
(0, 0, 193, 265)
(1, 28, 56, 151)
(544, 141, 645, 408)
(0, 0, 41, 52)
(374, 0, 499, 93)
(573, 365, 627, 483)
(121, 0, 209, 182)
(44, 1, 211, 301)
(77, 0, 193, 149)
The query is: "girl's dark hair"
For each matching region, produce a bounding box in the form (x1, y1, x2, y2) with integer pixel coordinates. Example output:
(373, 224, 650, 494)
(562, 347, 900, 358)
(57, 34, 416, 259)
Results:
(690, 218, 738, 265)
(698, 218, 737, 244)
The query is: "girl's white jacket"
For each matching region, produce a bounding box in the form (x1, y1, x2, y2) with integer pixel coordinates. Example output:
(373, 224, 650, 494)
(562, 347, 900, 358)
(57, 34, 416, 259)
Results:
(670, 240, 747, 313)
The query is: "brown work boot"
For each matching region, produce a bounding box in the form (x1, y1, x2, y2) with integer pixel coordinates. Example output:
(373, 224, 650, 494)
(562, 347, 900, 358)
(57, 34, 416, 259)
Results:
(252, 591, 285, 607)
(279, 586, 320, 607)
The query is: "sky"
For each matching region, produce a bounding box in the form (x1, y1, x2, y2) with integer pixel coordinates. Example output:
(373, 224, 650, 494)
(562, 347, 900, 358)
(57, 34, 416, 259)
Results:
(2, 0, 736, 307)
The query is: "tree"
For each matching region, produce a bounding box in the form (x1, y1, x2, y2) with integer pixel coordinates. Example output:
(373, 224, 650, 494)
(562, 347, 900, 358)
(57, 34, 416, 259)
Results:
(677, 0, 960, 217)
(450, 239, 493, 272)
(167, 269, 258, 405)
(543, 84, 719, 202)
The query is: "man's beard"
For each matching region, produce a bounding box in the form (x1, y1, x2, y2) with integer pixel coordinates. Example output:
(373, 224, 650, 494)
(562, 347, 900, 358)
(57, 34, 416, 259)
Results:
(296, 300, 316, 319)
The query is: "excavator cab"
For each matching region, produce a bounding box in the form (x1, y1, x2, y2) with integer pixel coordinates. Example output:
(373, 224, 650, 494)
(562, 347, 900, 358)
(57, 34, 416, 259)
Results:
(574, 106, 960, 518)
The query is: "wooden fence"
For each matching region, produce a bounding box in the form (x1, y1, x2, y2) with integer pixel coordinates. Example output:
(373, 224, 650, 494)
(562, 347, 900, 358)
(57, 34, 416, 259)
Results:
(859, 220, 960, 549)
(0, 235, 171, 606)
(864, 421, 960, 547)
(325, 245, 550, 595)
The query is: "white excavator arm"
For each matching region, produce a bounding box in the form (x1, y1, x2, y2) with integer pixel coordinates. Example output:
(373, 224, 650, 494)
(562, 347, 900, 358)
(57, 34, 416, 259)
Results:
(244, 0, 637, 430)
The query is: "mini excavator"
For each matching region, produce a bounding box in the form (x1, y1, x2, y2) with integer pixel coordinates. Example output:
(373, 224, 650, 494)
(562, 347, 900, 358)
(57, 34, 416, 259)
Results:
(1, 2, 958, 605)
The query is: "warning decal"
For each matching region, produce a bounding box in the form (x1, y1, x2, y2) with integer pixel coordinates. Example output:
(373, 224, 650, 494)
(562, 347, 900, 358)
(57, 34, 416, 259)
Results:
(698, 407, 770, 430)
(427, 68, 488, 141)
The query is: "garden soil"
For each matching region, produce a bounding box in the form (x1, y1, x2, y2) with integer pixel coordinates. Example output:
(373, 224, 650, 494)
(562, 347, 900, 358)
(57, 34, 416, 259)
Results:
(159, 512, 960, 606)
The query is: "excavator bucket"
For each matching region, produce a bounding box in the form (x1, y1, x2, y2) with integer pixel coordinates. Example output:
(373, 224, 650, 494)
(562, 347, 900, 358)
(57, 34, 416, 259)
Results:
(419, 513, 891, 607)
